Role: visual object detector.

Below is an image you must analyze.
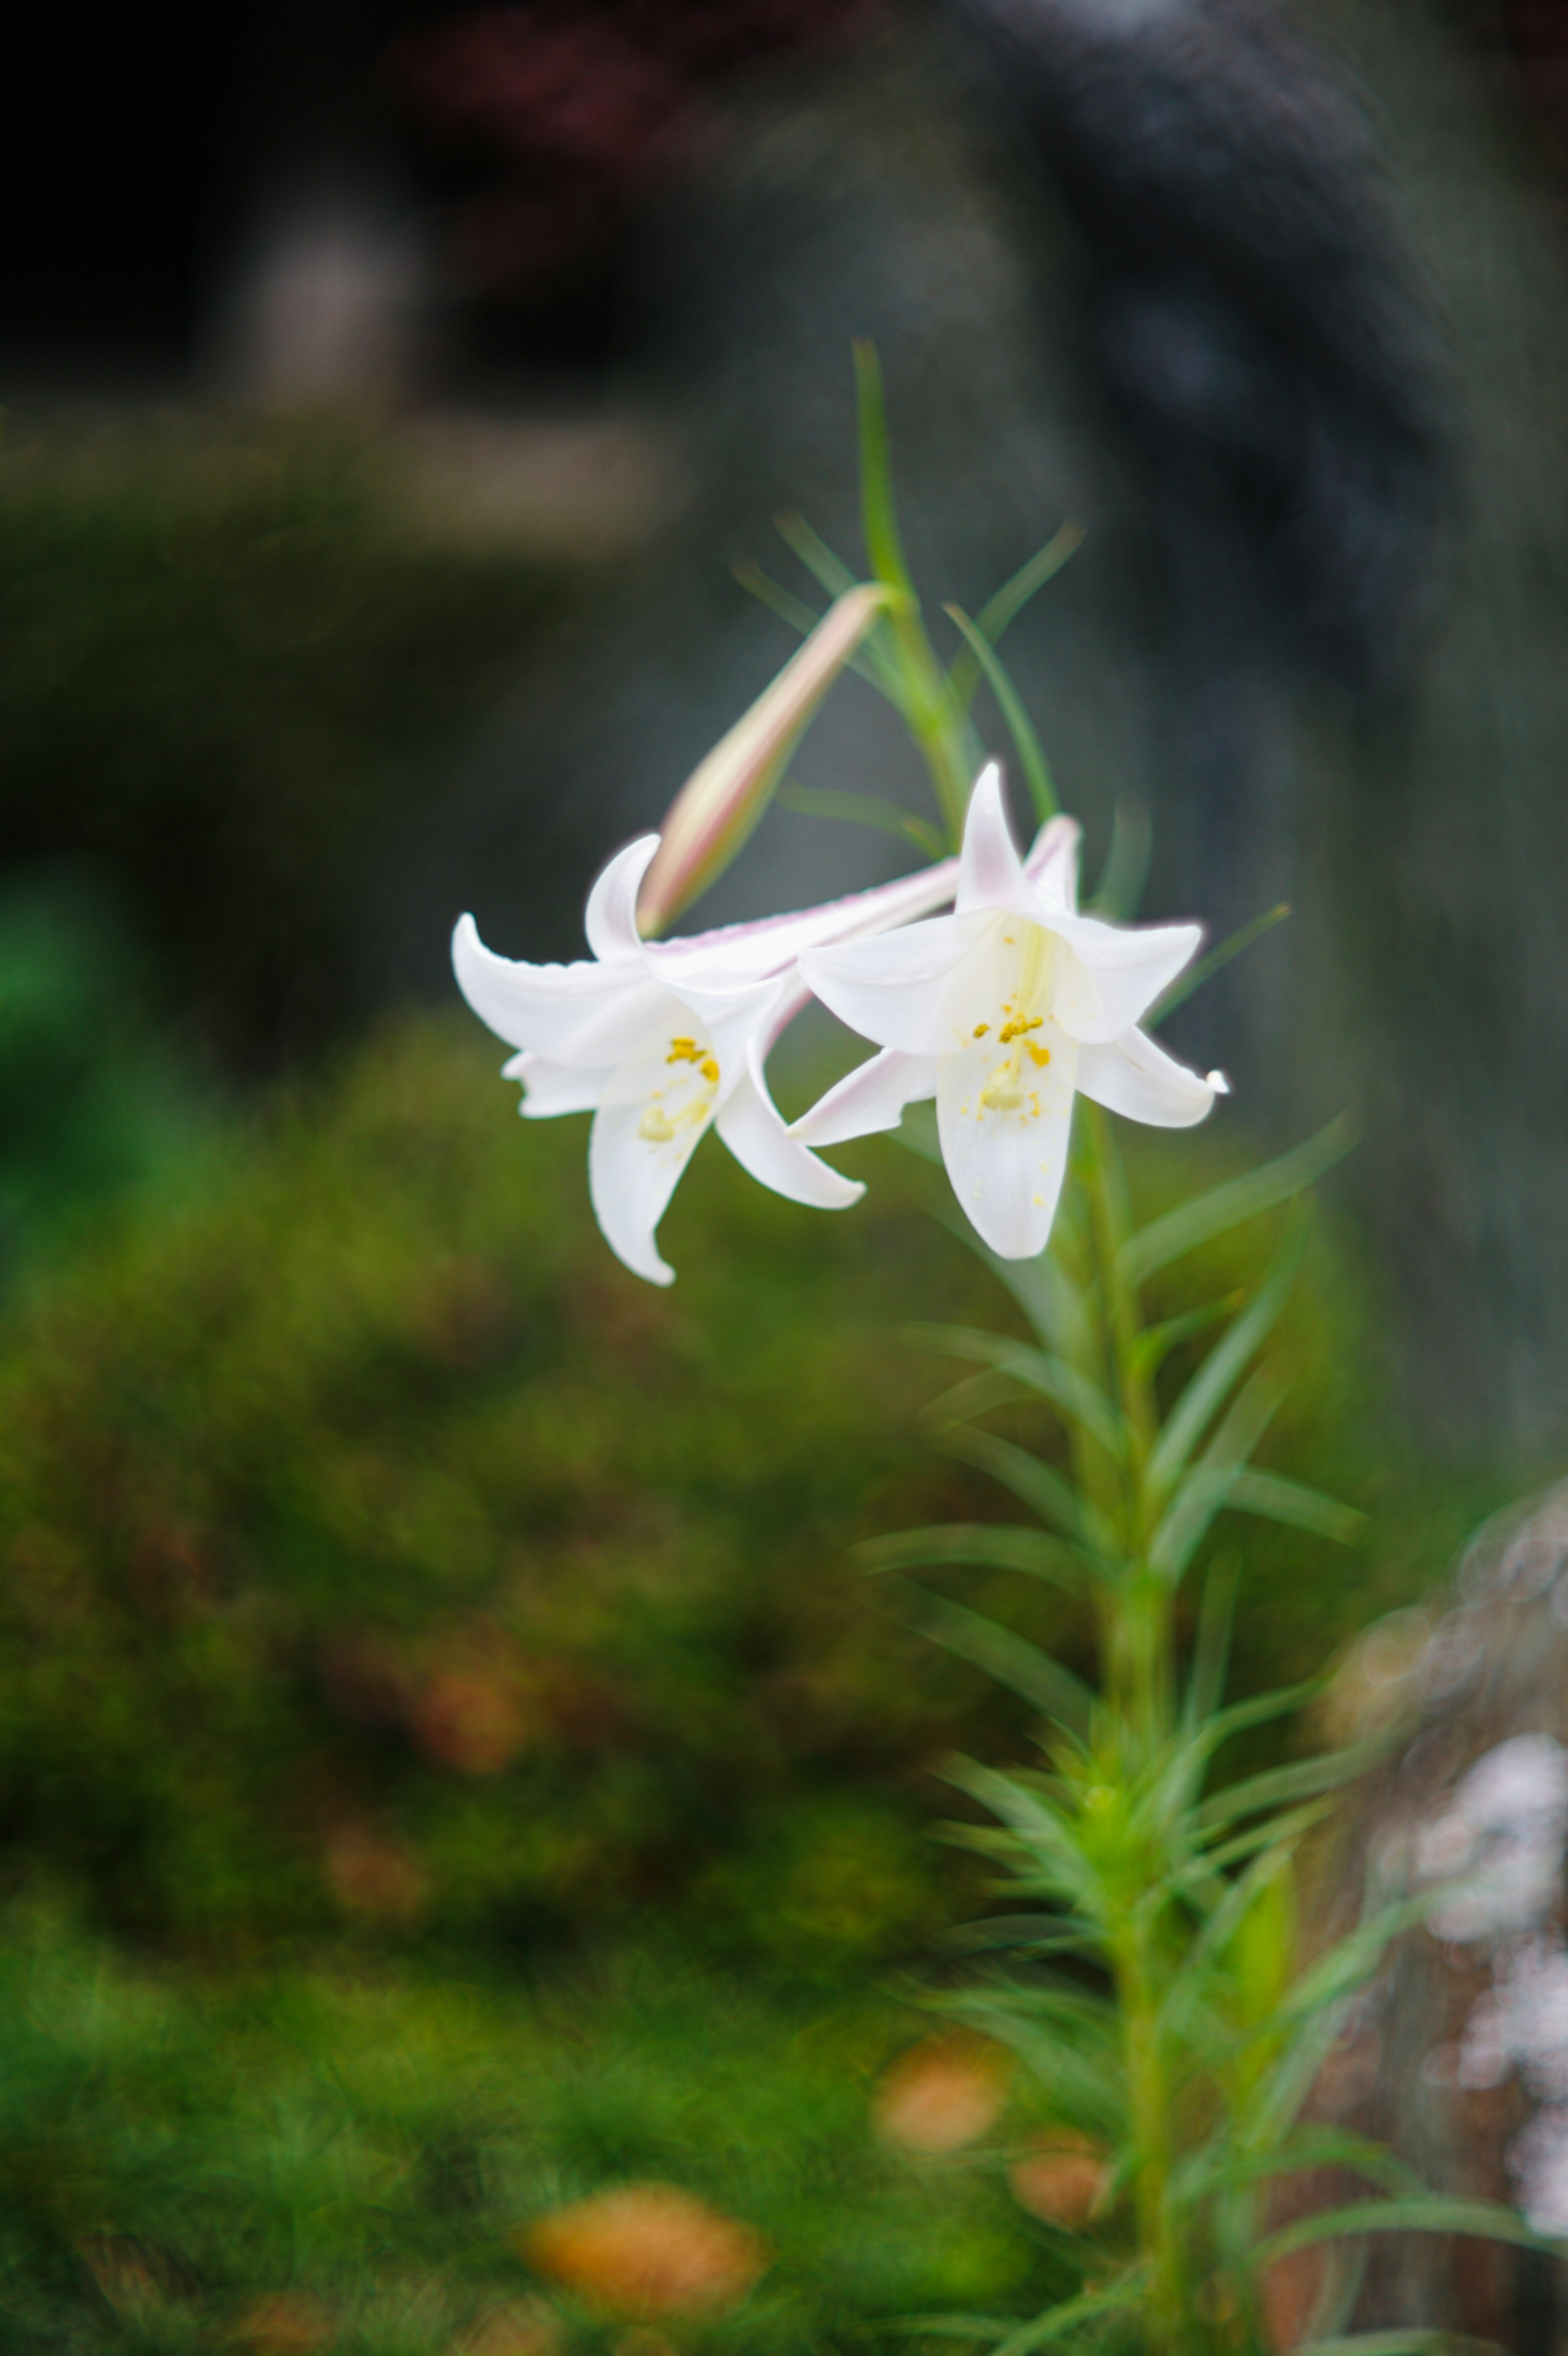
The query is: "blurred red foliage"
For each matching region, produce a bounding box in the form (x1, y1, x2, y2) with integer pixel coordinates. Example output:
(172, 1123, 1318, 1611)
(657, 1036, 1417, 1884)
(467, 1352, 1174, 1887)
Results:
(389, 0, 880, 288)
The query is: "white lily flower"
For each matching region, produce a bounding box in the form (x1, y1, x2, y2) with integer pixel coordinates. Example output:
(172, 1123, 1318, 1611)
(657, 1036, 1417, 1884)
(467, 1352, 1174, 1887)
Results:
(453, 836, 958, 1285)
(794, 764, 1226, 1259)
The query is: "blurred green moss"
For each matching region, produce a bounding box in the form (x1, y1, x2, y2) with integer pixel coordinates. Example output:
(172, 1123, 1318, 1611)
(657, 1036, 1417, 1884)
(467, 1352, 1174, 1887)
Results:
(0, 1908, 1073, 2356)
(0, 1014, 1010, 1961)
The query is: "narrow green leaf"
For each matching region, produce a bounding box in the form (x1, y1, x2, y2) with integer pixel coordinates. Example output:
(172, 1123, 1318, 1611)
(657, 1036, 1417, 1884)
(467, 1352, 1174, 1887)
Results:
(925, 1366, 1040, 1428)
(987, 2274, 1148, 2356)
(1161, 1841, 1305, 2044)
(1196, 1675, 1326, 1760)
(1295, 2334, 1503, 2356)
(1129, 1294, 1243, 1386)
(908, 1324, 1122, 1457)
(1145, 903, 1292, 1028)
(1184, 1554, 1240, 1730)
(1122, 1116, 1355, 1289)
(1148, 1364, 1288, 1584)
(1200, 1799, 1334, 1877)
(945, 603, 1058, 823)
(936, 1912, 1100, 1957)
(854, 341, 916, 595)
(1197, 1733, 1387, 1832)
(733, 558, 824, 638)
(774, 508, 858, 595)
(1255, 2196, 1556, 2271)
(1222, 1470, 1364, 1545)
(1147, 1210, 1308, 1499)
(875, 1576, 1094, 1737)
(931, 1206, 1090, 1359)
(1178, 2128, 1430, 2209)
(947, 520, 1087, 716)
(944, 1761, 1102, 1902)
(939, 1422, 1120, 1566)
(1086, 802, 1151, 921)
(755, 533, 914, 707)
(777, 780, 948, 858)
(858, 1521, 1086, 1597)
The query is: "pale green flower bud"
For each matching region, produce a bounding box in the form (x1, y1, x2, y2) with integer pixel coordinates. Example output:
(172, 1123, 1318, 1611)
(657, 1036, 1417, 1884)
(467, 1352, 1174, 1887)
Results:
(637, 583, 897, 936)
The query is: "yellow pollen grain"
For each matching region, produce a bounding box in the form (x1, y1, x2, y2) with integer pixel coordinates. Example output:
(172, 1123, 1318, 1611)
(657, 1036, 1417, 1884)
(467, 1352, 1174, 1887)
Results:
(998, 1015, 1043, 1045)
(701, 1058, 719, 1083)
(666, 1037, 706, 1065)
(1026, 1042, 1051, 1066)
(973, 1023, 989, 1037)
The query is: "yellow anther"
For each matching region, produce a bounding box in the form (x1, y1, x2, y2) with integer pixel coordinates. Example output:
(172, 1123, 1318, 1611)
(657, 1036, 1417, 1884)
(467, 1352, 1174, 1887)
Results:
(701, 1058, 719, 1083)
(998, 1015, 1044, 1045)
(666, 1037, 704, 1064)
(973, 1022, 989, 1038)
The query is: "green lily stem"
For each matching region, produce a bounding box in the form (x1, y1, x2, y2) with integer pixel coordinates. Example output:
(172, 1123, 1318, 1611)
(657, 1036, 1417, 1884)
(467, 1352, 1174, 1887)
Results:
(1116, 1913, 1192, 2356)
(1079, 1103, 1191, 2354)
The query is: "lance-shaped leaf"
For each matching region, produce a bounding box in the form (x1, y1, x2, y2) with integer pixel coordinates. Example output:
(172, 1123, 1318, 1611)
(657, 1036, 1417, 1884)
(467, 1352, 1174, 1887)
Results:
(859, 1521, 1088, 1596)
(1292, 2334, 1504, 2356)
(1148, 1364, 1288, 1584)
(985, 2273, 1150, 2356)
(876, 1575, 1094, 1739)
(939, 1422, 1121, 1568)
(945, 604, 1058, 823)
(1254, 2196, 1556, 2273)
(1147, 1210, 1307, 1500)
(908, 1324, 1123, 1457)
(637, 583, 897, 933)
(1121, 1115, 1354, 1288)
(947, 521, 1087, 718)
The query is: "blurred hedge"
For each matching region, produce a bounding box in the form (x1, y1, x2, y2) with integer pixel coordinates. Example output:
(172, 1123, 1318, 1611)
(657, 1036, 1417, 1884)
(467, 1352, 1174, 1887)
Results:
(0, 1016, 1015, 1964)
(0, 1007, 1477, 1971)
(0, 413, 568, 1063)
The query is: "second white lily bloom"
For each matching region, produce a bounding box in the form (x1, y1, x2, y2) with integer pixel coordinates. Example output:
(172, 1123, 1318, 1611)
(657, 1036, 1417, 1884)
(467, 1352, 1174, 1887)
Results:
(453, 838, 958, 1286)
(795, 765, 1226, 1259)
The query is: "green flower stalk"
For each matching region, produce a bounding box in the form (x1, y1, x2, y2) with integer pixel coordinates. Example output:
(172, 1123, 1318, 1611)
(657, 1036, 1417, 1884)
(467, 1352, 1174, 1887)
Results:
(453, 346, 1558, 2347)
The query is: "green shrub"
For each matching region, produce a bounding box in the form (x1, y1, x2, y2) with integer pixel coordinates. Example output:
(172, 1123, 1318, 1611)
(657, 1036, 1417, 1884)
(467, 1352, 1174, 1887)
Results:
(0, 1011, 1497, 1970)
(0, 1017, 1011, 1961)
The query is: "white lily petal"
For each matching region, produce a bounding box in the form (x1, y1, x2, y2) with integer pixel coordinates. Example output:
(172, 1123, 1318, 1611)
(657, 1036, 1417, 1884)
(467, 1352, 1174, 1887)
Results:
(791, 1048, 940, 1147)
(541, 975, 687, 1071)
(452, 914, 637, 1056)
(652, 854, 960, 984)
(1076, 1028, 1221, 1128)
(800, 914, 964, 1056)
(937, 1023, 1080, 1259)
(589, 1039, 722, 1286)
(584, 835, 661, 964)
(717, 1068, 865, 1210)
(1025, 814, 1082, 909)
(956, 763, 1031, 918)
(667, 977, 793, 1069)
(1048, 914, 1203, 1044)
(508, 1053, 611, 1117)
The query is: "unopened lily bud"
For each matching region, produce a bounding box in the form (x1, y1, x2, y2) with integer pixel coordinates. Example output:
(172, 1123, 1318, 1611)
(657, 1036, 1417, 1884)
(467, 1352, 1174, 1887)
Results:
(637, 583, 897, 936)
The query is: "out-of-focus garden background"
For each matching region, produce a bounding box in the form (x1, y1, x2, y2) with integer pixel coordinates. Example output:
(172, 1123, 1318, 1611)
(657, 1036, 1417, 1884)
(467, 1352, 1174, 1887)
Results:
(4, 0, 1568, 2345)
